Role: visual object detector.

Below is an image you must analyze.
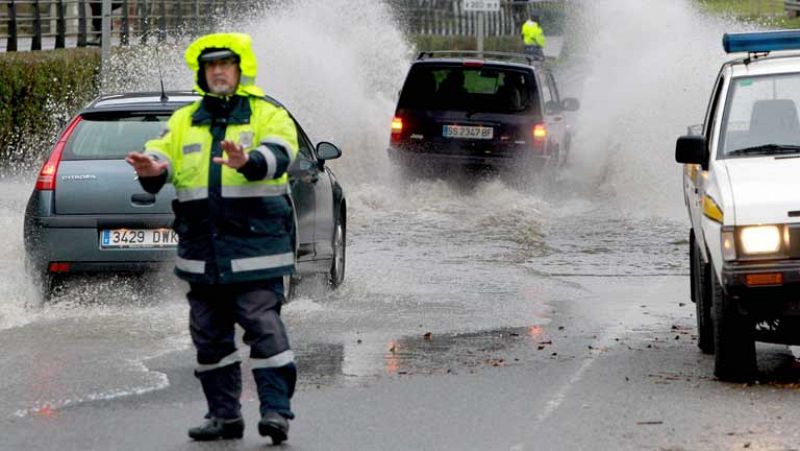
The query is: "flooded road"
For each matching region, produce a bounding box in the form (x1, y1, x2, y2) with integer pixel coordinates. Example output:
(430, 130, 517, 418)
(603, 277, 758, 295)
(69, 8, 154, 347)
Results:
(3, 0, 800, 449)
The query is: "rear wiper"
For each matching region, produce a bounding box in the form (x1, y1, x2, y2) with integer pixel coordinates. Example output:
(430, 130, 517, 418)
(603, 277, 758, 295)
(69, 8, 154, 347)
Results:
(727, 144, 800, 156)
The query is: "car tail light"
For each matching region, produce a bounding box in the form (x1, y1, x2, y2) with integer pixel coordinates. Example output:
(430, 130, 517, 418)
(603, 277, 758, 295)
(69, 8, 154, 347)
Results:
(390, 116, 403, 142)
(48, 262, 71, 273)
(35, 116, 82, 191)
(532, 123, 548, 154)
(463, 60, 484, 68)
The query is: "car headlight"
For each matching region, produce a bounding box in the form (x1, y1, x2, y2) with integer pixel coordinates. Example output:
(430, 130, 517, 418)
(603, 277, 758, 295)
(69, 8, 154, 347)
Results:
(721, 225, 791, 261)
(739, 225, 782, 255)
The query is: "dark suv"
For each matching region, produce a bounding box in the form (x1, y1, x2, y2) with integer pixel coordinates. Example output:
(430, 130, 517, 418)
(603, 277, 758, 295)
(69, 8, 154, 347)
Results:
(388, 51, 578, 176)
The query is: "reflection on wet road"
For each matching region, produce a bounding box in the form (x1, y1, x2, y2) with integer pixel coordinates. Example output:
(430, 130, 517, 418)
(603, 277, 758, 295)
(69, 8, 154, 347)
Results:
(0, 172, 688, 418)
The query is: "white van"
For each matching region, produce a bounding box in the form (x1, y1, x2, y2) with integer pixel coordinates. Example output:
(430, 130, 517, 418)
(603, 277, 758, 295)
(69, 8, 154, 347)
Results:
(677, 30, 800, 382)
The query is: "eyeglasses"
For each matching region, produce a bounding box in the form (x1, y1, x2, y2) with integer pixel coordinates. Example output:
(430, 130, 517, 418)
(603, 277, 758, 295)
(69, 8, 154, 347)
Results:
(204, 58, 238, 70)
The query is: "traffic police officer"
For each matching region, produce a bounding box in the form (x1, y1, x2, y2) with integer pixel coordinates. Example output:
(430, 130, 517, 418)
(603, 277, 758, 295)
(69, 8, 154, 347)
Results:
(521, 14, 546, 59)
(126, 32, 298, 444)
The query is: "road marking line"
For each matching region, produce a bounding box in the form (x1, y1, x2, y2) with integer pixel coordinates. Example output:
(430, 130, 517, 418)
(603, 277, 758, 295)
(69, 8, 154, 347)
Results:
(534, 278, 668, 425)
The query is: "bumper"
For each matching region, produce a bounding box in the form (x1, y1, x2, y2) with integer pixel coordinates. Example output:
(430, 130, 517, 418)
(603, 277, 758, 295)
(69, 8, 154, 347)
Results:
(722, 260, 800, 314)
(25, 216, 178, 273)
(387, 147, 548, 169)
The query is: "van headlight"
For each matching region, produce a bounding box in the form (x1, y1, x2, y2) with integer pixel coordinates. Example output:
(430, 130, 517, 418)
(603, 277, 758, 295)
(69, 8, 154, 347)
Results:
(740, 225, 782, 255)
(726, 225, 791, 260)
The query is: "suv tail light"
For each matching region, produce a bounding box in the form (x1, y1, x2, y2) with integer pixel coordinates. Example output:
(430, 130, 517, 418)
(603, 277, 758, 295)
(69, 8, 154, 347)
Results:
(532, 123, 548, 154)
(390, 116, 403, 142)
(49, 262, 71, 273)
(35, 116, 82, 191)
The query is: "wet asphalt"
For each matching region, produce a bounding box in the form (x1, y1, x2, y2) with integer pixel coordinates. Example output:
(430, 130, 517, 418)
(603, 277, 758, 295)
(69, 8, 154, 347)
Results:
(2, 176, 800, 450)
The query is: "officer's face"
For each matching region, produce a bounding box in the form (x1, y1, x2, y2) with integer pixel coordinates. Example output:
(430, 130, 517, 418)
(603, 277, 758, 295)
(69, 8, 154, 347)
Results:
(204, 58, 240, 96)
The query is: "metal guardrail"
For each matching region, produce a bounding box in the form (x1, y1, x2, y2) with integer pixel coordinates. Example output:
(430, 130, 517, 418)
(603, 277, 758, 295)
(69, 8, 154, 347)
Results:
(0, 0, 265, 51)
(393, 0, 563, 37)
(0, 0, 564, 52)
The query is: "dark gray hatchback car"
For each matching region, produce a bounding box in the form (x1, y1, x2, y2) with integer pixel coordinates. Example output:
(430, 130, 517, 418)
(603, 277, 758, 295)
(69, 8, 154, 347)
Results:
(24, 91, 347, 300)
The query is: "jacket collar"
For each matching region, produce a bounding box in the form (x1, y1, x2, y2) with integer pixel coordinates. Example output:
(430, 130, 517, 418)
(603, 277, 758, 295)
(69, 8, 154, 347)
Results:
(192, 95, 251, 126)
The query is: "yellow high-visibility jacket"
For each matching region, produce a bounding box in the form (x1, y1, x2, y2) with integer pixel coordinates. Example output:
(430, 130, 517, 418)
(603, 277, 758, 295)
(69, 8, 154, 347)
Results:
(521, 20, 546, 47)
(142, 33, 299, 284)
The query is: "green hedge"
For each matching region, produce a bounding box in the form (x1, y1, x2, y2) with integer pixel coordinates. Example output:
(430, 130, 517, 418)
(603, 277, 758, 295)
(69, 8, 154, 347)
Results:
(0, 48, 100, 169)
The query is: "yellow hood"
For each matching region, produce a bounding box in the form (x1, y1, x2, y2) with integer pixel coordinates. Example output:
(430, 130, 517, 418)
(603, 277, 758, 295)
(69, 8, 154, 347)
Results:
(185, 32, 264, 97)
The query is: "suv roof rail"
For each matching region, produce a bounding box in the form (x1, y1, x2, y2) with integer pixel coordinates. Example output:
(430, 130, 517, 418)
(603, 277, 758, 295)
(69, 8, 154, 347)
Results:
(416, 50, 544, 65)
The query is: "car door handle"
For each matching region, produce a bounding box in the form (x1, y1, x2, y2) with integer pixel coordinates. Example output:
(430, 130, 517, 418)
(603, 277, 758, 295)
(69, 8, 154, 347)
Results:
(131, 193, 156, 205)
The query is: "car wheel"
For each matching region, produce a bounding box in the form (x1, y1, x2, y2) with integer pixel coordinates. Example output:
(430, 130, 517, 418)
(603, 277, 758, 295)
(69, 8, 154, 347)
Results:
(560, 135, 571, 169)
(691, 232, 714, 354)
(689, 232, 697, 304)
(25, 256, 57, 304)
(328, 210, 346, 288)
(282, 274, 296, 302)
(711, 268, 756, 382)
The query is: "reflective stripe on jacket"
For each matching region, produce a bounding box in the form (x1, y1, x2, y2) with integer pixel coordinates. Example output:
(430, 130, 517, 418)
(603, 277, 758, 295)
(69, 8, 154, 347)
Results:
(144, 95, 299, 284)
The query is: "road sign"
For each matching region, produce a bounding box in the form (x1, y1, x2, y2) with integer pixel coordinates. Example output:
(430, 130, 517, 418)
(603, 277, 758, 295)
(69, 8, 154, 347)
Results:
(463, 0, 500, 12)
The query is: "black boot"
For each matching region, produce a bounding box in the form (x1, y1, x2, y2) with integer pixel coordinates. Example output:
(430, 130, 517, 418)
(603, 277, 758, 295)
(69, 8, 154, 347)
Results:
(188, 417, 244, 441)
(253, 364, 296, 444)
(191, 362, 243, 440)
(196, 362, 242, 418)
(258, 411, 289, 445)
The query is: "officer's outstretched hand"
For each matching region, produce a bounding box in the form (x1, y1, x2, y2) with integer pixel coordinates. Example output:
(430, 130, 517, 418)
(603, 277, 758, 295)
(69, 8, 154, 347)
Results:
(126, 152, 168, 178)
(214, 140, 249, 169)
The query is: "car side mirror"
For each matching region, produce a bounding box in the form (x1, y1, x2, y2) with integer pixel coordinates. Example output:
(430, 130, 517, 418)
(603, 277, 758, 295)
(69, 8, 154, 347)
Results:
(675, 135, 709, 171)
(317, 142, 342, 161)
(561, 97, 580, 111)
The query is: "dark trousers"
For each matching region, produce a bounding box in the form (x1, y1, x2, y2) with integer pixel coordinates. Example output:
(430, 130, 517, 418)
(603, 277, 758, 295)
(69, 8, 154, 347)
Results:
(524, 44, 544, 59)
(188, 278, 296, 420)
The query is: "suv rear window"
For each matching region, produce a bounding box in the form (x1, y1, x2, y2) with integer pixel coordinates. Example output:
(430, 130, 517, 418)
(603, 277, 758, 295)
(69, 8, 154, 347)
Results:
(397, 65, 538, 114)
(63, 113, 170, 160)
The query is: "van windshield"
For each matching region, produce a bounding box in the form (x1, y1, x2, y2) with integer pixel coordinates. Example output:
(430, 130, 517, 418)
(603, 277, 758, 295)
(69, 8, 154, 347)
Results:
(720, 73, 800, 157)
(397, 65, 538, 114)
(63, 114, 170, 160)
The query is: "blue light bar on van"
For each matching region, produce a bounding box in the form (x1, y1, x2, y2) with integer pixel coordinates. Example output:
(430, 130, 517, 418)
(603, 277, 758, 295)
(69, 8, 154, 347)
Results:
(723, 30, 800, 54)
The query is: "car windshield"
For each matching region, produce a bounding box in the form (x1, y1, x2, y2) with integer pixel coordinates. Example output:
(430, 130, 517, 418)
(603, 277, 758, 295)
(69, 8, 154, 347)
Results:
(397, 65, 537, 114)
(720, 73, 800, 157)
(63, 114, 170, 160)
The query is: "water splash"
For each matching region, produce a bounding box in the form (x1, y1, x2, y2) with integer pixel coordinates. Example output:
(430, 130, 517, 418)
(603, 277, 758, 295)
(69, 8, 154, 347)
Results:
(105, 0, 414, 187)
(560, 0, 742, 218)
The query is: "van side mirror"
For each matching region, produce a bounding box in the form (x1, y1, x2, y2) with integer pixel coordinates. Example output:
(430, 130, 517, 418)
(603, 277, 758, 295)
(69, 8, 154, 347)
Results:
(675, 135, 708, 171)
(317, 142, 342, 161)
